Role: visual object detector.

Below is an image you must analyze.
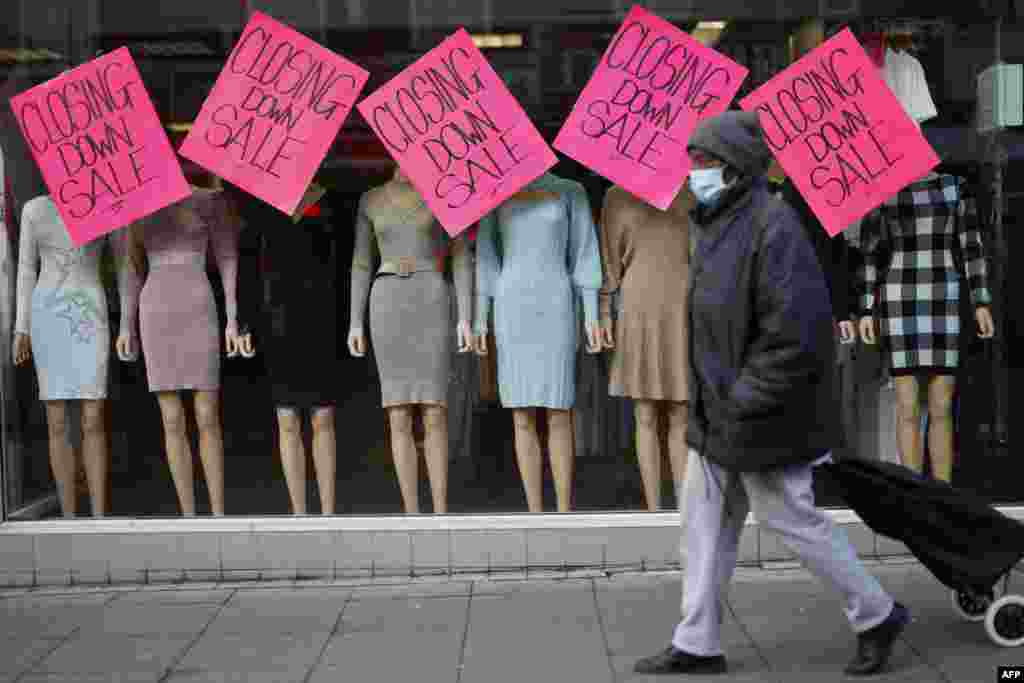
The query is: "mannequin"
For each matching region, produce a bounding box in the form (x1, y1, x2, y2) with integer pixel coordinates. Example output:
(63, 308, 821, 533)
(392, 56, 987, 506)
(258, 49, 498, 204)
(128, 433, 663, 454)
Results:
(229, 182, 338, 515)
(474, 172, 602, 513)
(116, 184, 241, 516)
(857, 171, 994, 482)
(349, 167, 472, 514)
(598, 185, 693, 511)
(13, 196, 111, 517)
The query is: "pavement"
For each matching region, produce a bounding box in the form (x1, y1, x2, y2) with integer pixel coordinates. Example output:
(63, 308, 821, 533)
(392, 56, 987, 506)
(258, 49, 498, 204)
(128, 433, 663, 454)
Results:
(0, 559, 1017, 683)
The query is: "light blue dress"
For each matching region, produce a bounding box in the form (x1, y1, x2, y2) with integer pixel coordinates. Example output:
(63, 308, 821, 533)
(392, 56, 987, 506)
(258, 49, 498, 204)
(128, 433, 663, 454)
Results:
(15, 196, 110, 400)
(475, 173, 601, 409)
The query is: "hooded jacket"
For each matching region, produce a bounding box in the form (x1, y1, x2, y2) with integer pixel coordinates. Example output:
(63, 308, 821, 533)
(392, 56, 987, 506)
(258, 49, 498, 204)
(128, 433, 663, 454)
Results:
(686, 111, 841, 472)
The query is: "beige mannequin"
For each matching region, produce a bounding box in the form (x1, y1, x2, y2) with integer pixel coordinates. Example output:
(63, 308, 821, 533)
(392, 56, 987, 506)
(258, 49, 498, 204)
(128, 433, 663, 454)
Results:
(348, 168, 472, 514)
(598, 186, 693, 511)
(237, 184, 336, 515)
(859, 309, 993, 481)
(115, 188, 241, 516)
(13, 338, 107, 517)
(473, 185, 602, 514)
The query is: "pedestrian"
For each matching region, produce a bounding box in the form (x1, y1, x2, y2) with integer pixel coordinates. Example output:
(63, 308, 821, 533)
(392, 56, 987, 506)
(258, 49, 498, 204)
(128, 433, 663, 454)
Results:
(634, 111, 909, 677)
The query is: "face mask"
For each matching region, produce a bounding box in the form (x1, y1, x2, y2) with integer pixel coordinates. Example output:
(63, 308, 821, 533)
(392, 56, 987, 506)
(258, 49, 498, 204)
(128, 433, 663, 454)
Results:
(689, 167, 729, 205)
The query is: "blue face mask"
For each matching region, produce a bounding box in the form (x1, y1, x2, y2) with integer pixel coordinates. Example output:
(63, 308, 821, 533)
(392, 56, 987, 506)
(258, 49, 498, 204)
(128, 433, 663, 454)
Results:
(689, 167, 729, 205)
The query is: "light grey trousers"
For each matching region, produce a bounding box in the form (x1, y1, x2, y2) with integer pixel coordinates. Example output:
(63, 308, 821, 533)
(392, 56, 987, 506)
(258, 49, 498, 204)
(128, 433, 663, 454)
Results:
(671, 450, 895, 656)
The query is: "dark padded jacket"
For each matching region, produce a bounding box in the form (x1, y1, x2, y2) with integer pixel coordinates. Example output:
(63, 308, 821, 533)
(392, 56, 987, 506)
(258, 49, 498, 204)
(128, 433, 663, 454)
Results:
(686, 178, 843, 472)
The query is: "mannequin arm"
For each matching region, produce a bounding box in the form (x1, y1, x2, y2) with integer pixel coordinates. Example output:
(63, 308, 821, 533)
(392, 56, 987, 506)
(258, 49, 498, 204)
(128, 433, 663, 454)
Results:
(450, 231, 473, 326)
(597, 188, 624, 335)
(349, 193, 378, 332)
(567, 184, 601, 328)
(13, 199, 39, 337)
(210, 193, 240, 339)
(474, 213, 499, 336)
(957, 191, 993, 308)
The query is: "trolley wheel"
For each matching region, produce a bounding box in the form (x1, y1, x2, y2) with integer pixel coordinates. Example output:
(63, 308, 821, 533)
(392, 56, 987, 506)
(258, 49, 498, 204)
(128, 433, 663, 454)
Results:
(985, 595, 1024, 647)
(952, 588, 994, 622)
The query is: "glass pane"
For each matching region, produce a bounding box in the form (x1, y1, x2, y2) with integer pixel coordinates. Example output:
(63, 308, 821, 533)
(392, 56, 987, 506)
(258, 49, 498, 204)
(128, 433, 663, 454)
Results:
(0, 1, 1017, 520)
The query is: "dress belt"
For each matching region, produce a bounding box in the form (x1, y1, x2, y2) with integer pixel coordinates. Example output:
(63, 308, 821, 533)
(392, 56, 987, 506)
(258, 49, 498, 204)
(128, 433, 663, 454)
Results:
(377, 257, 438, 278)
(149, 254, 206, 269)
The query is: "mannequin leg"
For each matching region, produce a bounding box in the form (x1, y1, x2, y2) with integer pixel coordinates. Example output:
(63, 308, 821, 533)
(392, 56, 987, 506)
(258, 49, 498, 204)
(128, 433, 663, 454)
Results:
(193, 391, 225, 516)
(155, 392, 196, 516)
(421, 405, 448, 514)
(926, 375, 957, 483)
(311, 407, 337, 515)
(633, 400, 662, 511)
(666, 401, 689, 503)
(387, 406, 419, 514)
(512, 409, 544, 512)
(547, 408, 574, 513)
(892, 376, 924, 474)
(43, 401, 76, 517)
(276, 408, 308, 515)
(80, 400, 108, 517)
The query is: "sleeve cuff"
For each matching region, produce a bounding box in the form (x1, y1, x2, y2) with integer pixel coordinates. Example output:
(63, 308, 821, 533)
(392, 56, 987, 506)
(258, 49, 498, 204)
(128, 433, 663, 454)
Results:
(475, 295, 491, 335)
(581, 289, 599, 326)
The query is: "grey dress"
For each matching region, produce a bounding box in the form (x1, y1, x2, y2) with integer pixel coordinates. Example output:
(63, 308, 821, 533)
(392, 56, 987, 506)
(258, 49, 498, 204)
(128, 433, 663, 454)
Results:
(350, 181, 472, 408)
(474, 173, 602, 409)
(15, 196, 110, 400)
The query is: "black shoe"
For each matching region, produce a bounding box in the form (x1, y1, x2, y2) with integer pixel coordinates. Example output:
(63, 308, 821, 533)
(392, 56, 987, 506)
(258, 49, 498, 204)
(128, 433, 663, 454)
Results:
(844, 603, 910, 676)
(634, 646, 727, 675)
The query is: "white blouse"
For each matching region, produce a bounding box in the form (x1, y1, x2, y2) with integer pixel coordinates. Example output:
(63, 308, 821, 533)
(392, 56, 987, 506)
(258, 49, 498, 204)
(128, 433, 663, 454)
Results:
(883, 48, 938, 124)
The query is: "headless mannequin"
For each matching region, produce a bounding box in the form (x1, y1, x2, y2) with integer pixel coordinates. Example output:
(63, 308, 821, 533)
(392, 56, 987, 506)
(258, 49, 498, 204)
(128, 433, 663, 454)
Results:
(13, 195, 109, 517)
(116, 184, 241, 516)
(348, 169, 472, 514)
(473, 187, 602, 513)
(238, 184, 336, 515)
(598, 187, 692, 511)
(857, 165, 996, 481)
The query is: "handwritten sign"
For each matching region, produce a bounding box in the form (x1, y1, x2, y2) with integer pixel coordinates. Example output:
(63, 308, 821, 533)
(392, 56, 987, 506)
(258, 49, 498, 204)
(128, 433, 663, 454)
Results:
(179, 12, 369, 215)
(554, 6, 747, 210)
(357, 29, 557, 237)
(9, 48, 189, 245)
(740, 28, 939, 237)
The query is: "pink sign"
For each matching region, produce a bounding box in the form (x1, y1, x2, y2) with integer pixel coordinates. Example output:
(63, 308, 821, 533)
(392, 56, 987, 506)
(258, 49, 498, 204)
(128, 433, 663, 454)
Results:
(8, 48, 190, 246)
(554, 6, 748, 210)
(357, 29, 557, 237)
(740, 28, 939, 236)
(180, 12, 369, 215)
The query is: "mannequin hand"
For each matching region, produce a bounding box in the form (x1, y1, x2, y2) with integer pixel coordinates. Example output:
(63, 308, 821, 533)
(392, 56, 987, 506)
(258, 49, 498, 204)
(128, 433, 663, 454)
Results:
(116, 332, 138, 362)
(976, 306, 995, 339)
(858, 316, 877, 345)
(456, 320, 473, 353)
(838, 320, 856, 345)
(225, 321, 241, 357)
(12, 333, 30, 366)
(239, 333, 256, 358)
(599, 322, 614, 350)
(584, 322, 601, 354)
(348, 327, 367, 357)
(473, 330, 489, 356)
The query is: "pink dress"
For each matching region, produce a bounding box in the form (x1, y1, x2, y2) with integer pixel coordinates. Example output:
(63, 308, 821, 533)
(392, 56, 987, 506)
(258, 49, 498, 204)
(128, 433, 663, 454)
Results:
(118, 189, 238, 392)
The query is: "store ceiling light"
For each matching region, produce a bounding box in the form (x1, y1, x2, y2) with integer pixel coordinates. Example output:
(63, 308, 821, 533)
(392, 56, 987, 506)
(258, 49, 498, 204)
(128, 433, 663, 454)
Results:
(696, 21, 727, 30)
(167, 122, 193, 133)
(471, 33, 524, 49)
(0, 48, 64, 64)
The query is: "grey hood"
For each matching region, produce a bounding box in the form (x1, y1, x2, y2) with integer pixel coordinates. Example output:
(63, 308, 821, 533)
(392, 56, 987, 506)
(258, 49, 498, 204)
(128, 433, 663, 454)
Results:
(687, 111, 773, 178)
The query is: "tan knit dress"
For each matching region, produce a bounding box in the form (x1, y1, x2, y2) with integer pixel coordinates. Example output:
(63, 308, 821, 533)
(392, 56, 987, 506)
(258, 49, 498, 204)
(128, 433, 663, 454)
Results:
(599, 185, 693, 402)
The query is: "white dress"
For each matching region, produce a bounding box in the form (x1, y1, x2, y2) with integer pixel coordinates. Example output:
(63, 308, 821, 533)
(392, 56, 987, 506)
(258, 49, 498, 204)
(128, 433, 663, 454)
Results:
(15, 197, 109, 400)
(883, 48, 937, 124)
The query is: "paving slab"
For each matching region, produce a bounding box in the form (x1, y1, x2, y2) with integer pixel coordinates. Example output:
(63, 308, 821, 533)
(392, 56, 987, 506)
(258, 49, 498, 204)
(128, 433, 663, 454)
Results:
(0, 595, 111, 638)
(339, 593, 468, 637)
(172, 630, 329, 676)
(205, 589, 349, 635)
(0, 637, 67, 678)
(29, 632, 192, 675)
(94, 602, 223, 637)
(610, 651, 771, 683)
(596, 573, 753, 656)
(310, 631, 461, 683)
(19, 673, 162, 682)
(460, 583, 613, 683)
